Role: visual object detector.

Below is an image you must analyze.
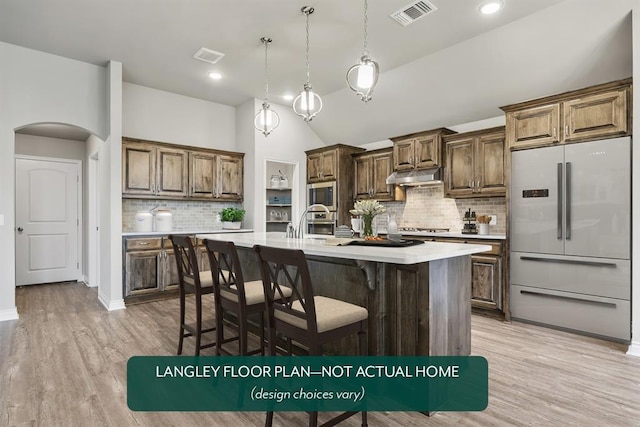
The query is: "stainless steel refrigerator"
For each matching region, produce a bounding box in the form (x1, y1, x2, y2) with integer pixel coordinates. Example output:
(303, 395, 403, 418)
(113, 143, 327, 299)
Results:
(510, 136, 630, 341)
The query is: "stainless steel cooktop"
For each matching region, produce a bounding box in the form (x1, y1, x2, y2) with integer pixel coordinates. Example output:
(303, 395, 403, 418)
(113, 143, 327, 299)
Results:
(398, 227, 450, 233)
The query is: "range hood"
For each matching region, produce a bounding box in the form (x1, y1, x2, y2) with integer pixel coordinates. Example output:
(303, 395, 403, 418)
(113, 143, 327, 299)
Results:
(385, 167, 443, 186)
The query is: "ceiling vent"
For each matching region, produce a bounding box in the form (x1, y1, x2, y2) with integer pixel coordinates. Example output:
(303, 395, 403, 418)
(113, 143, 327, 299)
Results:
(390, 0, 438, 26)
(192, 47, 225, 65)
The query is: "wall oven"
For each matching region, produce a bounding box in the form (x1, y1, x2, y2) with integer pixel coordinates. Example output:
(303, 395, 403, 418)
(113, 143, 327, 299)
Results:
(307, 211, 336, 235)
(307, 181, 336, 212)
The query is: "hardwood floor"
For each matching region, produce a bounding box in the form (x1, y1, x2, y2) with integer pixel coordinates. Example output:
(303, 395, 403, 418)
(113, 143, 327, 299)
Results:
(1, 282, 639, 426)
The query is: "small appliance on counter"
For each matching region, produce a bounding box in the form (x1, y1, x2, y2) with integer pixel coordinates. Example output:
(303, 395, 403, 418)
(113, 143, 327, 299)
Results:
(155, 209, 173, 232)
(134, 211, 153, 232)
(462, 208, 478, 234)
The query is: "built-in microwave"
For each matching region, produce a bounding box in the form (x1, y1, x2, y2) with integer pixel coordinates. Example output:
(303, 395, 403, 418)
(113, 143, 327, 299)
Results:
(307, 181, 336, 212)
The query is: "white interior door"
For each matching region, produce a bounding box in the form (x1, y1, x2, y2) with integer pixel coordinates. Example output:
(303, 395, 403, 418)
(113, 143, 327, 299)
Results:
(15, 157, 80, 285)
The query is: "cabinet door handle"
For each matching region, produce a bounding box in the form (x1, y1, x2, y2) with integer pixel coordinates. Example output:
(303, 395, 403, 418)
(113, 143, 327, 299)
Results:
(552, 127, 557, 139)
(565, 125, 569, 137)
(476, 180, 480, 191)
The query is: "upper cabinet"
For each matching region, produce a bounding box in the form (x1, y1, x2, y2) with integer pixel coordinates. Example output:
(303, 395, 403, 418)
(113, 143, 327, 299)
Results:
(353, 148, 398, 201)
(122, 137, 244, 201)
(444, 127, 506, 198)
(307, 149, 337, 182)
(391, 128, 455, 171)
(217, 154, 243, 200)
(502, 78, 631, 150)
(123, 141, 188, 198)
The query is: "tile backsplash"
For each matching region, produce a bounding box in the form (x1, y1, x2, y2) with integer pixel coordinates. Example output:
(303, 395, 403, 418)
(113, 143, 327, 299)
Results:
(377, 185, 507, 235)
(122, 199, 242, 232)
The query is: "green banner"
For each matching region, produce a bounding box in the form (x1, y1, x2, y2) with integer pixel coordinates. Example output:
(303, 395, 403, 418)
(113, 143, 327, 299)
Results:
(127, 356, 487, 412)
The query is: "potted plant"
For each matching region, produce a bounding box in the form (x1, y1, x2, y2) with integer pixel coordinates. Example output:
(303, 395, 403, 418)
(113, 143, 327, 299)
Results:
(220, 207, 246, 230)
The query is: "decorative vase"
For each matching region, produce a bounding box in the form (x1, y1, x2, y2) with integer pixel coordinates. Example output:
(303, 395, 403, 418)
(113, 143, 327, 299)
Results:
(222, 221, 241, 230)
(362, 214, 374, 237)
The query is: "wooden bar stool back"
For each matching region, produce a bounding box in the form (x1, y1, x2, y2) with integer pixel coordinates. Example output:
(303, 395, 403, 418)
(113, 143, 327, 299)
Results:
(254, 245, 368, 427)
(169, 234, 215, 356)
(203, 238, 278, 356)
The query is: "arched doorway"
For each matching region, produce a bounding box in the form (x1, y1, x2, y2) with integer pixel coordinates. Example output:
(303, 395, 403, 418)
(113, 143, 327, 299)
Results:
(14, 123, 104, 292)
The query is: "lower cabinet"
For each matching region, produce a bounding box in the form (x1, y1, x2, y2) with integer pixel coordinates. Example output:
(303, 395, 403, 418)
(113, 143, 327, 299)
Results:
(123, 236, 211, 301)
(471, 255, 501, 311)
(415, 237, 506, 314)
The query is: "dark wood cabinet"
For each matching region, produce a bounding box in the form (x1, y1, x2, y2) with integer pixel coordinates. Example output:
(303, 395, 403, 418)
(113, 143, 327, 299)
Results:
(189, 151, 217, 199)
(307, 149, 337, 182)
(124, 236, 212, 302)
(471, 255, 501, 311)
(391, 128, 454, 171)
(353, 148, 398, 201)
(122, 143, 156, 196)
(217, 154, 243, 200)
(123, 137, 244, 201)
(156, 147, 188, 198)
(444, 127, 506, 198)
(502, 78, 631, 150)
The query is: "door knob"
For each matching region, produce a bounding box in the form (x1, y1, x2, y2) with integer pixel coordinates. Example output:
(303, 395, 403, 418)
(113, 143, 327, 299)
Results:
(17, 227, 23, 233)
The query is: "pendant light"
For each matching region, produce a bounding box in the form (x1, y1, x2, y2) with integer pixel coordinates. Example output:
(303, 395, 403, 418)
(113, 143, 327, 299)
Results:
(293, 6, 322, 121)
(346, 0, 379, 102)
(254, 37, 280, 137)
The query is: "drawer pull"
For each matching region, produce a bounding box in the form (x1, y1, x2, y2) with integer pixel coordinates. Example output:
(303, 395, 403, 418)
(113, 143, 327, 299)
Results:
(520, 290, 617, 308)
(519, 256, 617, 268)
(138, 242, 150, 245)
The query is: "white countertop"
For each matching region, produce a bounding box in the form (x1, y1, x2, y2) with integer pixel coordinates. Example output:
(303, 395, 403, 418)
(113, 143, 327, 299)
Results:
(123, 229, 253, 237)
(195, 232, 491, 265)
(398, 231, 506, 240)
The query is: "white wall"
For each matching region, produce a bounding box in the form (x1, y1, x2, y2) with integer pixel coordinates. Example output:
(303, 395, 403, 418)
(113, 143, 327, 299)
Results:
(236, 100, 257, 229)
(122, 83, 236, 150)
(237, 99, 327, 232)
(0, 42, 108, 321)
(99, 61, 124, 311)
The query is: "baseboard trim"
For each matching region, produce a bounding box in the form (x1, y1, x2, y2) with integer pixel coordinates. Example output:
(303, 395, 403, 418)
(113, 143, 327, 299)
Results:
(0, 307, 19, 322)
(626, 342, 640, 357)
(98, 293, 126, 311)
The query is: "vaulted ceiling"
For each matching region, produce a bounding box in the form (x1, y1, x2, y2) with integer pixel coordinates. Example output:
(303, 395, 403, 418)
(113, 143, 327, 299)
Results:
(0, 0, 633, 145)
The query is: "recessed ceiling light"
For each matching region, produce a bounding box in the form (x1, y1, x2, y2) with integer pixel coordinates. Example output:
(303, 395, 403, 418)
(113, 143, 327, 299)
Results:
(479, 0, 503, 15)
(208, 72, 223, 80)
(282, 94, 294, 101)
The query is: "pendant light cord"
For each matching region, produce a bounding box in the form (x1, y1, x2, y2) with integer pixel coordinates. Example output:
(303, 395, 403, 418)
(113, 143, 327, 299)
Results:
(305, 9, 311, 85)
(363, 0, 369, 56)
(263, 38, 270, 102)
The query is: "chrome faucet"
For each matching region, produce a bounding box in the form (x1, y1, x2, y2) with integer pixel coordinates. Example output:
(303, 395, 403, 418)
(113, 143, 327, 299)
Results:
(288, 203, 330, 239)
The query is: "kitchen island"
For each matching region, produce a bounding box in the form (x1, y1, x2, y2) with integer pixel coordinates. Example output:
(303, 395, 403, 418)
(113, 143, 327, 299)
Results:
(195, 232, 490, 357)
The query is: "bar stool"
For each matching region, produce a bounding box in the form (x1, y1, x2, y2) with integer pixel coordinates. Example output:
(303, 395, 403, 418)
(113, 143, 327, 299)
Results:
(204, 239, 292, 356)
(169, 235, 216, 356)
(254, 245, 369, 427)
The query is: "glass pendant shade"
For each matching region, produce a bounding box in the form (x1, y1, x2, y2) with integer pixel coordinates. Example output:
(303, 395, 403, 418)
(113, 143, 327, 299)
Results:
(293, 84, 322, 122)
(347, 0, 379, 102)
(254, 37, 279, 137)
(254, 102, 280, 136)
(346, 55, 379, 102)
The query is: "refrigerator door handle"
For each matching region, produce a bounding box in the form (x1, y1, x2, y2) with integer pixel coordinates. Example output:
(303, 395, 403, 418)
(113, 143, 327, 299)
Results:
(565, 162, 572, 240)
(519, 255, 618, 268)
(557, 162, 563, 240)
